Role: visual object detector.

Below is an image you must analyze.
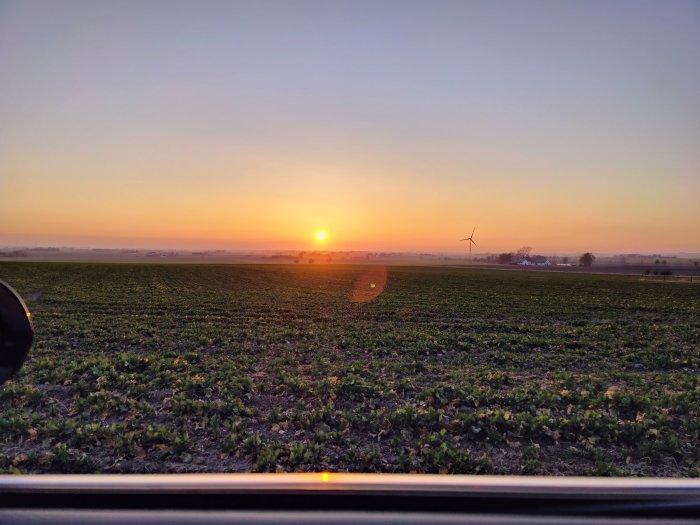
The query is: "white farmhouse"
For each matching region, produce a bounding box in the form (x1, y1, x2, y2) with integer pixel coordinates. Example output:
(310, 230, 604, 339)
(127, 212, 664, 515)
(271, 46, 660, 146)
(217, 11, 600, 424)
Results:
(519, 256, 551, 266)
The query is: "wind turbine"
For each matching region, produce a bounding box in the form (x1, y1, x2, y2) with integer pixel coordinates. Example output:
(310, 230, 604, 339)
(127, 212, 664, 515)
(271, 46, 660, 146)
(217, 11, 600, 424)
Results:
(460, 227, 477, 261)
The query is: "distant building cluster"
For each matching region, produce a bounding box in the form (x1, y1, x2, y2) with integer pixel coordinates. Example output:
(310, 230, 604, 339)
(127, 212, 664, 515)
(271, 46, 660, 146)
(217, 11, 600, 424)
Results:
(489, 249, 553, 266)
(518, 255, 551, 266)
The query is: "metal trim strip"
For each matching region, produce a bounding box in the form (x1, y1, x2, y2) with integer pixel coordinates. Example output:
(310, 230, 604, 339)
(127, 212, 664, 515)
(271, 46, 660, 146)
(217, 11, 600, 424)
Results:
(1, 474, 699, 498)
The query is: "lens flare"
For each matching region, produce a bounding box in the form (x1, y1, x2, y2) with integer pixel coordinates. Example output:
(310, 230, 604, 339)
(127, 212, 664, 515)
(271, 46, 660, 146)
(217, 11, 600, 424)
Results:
(351, 266, 387, 303)
(316, 231, 326, 241)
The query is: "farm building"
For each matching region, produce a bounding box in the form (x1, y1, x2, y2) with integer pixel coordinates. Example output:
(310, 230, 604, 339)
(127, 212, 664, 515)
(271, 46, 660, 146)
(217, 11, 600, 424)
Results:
(519, 256, 551, 266)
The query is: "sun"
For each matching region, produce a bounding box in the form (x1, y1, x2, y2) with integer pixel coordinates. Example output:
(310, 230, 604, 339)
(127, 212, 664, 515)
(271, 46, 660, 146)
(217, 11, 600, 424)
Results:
(315, 231, 327, 242)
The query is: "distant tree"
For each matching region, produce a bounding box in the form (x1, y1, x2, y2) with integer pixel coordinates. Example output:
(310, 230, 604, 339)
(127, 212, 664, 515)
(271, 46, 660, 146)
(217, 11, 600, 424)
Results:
(579, 252, 595, 267)
(562, 256, 569, 264)
(661, 260, 667, 265)
(498, 252, 514, 264)
(655, 259, 661, 264)
(695, 261, 699, 267)
(308, 258, 315, 264)
(512, 246, 532, 264)
(294, 259, 299, 264)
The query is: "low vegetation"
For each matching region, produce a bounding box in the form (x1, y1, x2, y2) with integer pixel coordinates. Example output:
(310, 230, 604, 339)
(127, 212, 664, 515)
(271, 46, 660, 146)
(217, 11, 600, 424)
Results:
(0, 262, 698, 475)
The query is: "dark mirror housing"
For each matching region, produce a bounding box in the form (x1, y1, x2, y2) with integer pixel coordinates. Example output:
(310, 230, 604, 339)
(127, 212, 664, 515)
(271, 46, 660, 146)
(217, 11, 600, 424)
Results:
(0, 280, 33, 385)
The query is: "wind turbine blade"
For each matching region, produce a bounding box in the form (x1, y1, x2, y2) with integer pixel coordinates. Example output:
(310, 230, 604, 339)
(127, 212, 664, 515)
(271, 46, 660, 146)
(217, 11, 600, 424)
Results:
(471, 240, 477, 247)
(471, 226, 476, 237)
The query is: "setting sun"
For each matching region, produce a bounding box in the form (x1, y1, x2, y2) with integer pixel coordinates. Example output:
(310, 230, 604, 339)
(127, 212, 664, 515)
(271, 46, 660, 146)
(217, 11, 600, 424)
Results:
(315, 231, 327, 242)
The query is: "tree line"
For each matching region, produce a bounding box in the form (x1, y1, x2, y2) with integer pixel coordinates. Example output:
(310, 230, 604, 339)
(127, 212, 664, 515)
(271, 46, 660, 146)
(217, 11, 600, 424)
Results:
(494, 249, 595, 267)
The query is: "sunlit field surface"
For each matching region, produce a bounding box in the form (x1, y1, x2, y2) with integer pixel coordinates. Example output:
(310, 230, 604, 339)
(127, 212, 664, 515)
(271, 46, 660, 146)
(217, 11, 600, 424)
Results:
(0, 263, 698, 475)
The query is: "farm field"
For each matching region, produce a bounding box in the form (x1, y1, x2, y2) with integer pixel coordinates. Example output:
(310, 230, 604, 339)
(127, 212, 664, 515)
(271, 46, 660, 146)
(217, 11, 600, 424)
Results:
(0, 262, 698, 476)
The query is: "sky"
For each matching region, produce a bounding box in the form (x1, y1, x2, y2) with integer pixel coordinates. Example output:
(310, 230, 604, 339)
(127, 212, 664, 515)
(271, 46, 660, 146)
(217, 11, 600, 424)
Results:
(1, 0, 699, 254)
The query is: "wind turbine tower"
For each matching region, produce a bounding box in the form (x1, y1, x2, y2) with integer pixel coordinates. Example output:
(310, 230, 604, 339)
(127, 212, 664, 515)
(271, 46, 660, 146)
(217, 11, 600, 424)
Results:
(461, 227, 478, 261)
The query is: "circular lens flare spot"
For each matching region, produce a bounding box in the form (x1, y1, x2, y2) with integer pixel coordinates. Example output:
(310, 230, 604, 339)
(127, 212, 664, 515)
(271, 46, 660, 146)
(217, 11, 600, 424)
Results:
(352, 266, 387, 303)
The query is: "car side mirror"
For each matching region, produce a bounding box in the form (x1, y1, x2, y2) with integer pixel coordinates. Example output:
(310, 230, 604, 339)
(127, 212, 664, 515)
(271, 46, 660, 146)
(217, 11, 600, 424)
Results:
(0, 280, 33, 385)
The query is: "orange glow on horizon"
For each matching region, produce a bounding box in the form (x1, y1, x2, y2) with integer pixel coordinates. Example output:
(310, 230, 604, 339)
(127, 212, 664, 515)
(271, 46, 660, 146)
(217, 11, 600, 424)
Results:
(1, 155, 698, 254)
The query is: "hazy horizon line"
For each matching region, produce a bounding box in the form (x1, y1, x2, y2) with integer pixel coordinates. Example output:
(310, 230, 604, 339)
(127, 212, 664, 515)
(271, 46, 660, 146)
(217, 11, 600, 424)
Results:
(2, 244, 699, 258)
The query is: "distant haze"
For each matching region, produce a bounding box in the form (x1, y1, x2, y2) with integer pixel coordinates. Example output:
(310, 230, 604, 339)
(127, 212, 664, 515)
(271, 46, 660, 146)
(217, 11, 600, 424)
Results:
(1, 1, 699, 253)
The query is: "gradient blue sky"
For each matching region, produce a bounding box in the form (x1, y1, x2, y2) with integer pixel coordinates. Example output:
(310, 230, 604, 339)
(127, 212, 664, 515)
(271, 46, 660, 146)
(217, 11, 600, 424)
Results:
(1, 0, 699, 252)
